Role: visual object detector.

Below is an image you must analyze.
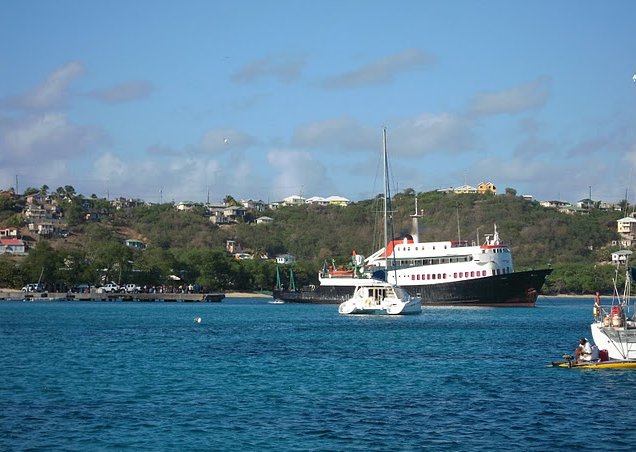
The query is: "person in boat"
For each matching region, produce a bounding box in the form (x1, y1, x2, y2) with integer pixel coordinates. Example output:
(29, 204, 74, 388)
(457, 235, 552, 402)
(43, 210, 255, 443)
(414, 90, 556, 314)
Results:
(574, 337, 593, 362)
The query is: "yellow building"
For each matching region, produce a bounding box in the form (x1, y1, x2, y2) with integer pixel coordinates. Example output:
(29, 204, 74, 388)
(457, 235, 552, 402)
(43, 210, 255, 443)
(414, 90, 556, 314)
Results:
(478, 182, 496, 194)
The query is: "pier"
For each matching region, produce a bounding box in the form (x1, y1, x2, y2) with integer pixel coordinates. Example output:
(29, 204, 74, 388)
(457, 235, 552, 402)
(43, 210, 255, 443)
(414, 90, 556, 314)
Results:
(0, 290, 225, 302)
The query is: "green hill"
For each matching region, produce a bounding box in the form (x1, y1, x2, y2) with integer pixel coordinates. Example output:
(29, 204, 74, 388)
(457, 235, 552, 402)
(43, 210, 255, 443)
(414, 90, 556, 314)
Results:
(0, 190, 628, 295)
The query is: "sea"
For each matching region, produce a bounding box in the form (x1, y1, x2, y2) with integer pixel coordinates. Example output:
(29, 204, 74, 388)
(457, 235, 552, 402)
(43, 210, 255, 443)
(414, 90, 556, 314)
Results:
(2, 296, 636, 451)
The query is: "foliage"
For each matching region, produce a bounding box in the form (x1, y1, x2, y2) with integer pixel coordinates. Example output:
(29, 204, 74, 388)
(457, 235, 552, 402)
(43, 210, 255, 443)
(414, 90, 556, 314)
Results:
(0, 189, 631, 294)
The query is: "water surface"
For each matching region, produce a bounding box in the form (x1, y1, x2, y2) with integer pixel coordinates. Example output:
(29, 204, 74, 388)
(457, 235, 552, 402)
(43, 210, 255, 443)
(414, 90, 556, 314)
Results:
(1, 297, 635, 451)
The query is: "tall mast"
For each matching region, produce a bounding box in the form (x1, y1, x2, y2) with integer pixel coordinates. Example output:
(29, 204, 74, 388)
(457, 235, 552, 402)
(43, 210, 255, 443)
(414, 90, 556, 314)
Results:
(383, 127, 389, 250)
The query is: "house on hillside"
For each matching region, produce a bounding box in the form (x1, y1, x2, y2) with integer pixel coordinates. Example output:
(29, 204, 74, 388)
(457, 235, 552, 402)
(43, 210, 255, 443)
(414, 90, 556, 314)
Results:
(241, 199, 267, 212)
(256, 216, 273, 225)
(125, 239, 146, 250)
(282, 195, 306, 206)
(0, 227, 19, 239)
(276, 254, 296, 265)
(223, 205, 246, 222)
(477, 182, 496, 194)
(0, 238, 26, 255)
(326, 195, 350, 206)
(617, 217, 636, 247)
(612, 250, 633, 265)
(454, 185, 477, 194)
(540, 200, 571, 209)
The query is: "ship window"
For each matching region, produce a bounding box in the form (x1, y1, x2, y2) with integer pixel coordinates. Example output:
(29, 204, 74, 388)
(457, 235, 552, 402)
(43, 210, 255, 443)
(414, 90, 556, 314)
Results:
(437, 273, 441, 279)
(470, 271, 474, 277)
(454, 272, 457, 278)
(432, 274, 436, 280)
(482, 250, 486, 254)
(443, 273, 447, 279)
(459, 272, 463, 278)
(426, 274, 430, 280)
(416, 274, 420, 280)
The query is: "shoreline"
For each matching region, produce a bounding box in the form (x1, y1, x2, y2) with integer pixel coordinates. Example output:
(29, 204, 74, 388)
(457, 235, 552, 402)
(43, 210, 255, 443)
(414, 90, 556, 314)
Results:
(224, 291, 272, 299)
(0, 288, 273, 300)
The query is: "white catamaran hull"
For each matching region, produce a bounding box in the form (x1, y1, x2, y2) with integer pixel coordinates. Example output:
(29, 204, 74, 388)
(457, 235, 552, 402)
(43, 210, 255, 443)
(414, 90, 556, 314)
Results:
(591, 321, 636, 360)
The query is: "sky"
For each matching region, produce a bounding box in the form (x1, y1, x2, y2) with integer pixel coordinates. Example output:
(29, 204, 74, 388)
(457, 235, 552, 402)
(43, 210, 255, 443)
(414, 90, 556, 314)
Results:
(1, 0, 636, 205)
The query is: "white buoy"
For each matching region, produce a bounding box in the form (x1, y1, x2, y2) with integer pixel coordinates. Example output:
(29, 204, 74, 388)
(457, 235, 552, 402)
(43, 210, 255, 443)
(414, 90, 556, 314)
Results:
(194, 317, 202, 324)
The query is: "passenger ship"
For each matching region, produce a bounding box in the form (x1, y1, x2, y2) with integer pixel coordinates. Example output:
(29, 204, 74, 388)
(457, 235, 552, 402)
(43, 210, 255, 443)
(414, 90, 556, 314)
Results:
(273, 222, 552, 307)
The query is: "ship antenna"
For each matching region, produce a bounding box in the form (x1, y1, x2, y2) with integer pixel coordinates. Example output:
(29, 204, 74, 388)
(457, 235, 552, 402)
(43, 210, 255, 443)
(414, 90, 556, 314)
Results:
(456, 203, 461, 242)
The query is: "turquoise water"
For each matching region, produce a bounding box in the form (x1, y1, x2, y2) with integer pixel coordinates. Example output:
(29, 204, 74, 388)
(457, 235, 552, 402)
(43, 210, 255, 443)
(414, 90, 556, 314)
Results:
(2, 297, 636, 451)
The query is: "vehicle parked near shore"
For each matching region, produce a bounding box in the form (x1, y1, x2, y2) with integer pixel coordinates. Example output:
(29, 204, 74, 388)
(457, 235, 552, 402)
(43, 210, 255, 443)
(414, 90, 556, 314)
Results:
(70, 283, 94, 293)
(98, 283, 123, 293)
(22, 283, 45, 293)
(124, 283, 141, 293)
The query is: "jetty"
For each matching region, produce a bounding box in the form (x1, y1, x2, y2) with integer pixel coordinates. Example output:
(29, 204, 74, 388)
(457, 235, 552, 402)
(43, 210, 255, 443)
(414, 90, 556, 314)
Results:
(0, 290, 225, 302)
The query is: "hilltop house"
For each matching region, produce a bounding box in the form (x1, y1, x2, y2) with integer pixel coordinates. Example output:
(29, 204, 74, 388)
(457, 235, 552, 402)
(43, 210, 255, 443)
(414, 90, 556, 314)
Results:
(0, 238, 26, 255)
(125, 239, 146, 249)
(276, 254, 296, 265)
(477, 182, 496, 194)
(282, 195, 306, 206)
(0, 227, 19, 239)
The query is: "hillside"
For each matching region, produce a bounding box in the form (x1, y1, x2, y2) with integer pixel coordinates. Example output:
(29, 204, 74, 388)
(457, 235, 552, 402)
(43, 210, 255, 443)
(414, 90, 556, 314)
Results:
(0, 190, 628, 294)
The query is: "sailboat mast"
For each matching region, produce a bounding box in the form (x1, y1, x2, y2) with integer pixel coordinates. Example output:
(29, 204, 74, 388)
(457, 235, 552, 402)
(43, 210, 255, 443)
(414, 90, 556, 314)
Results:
(383, 127, 389, 250)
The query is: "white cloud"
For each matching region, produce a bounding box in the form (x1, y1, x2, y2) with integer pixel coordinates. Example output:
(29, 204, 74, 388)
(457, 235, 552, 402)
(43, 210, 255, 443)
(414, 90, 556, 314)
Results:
(468, 77, 551, 116)
(0, 112, 105, 162)
(231, 55, 306, 83)
(392, 113, 476, 155)
(267, 149, 330, 199)
(199, 128, 256, 153)
(89, 81, 153, 103)
(291, 117, 376, 150)
(8, 61, 84, 110)
(321, 49, 436, 89)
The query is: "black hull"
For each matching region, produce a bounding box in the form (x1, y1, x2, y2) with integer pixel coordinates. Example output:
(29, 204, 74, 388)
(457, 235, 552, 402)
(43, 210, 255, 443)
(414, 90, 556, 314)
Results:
(273, 268, 552, 307)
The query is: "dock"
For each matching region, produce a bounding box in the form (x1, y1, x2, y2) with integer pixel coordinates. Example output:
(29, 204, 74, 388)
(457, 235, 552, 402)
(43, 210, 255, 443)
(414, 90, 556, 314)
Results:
(0, 290, 225, 302)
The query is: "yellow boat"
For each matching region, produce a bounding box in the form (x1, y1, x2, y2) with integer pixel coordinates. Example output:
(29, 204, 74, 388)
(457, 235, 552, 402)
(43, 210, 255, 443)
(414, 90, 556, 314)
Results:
(551, 359, 636, 369)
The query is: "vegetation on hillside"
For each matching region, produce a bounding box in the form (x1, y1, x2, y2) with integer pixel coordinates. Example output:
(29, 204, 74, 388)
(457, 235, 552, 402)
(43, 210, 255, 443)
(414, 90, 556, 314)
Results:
(0, 187, 629, 294)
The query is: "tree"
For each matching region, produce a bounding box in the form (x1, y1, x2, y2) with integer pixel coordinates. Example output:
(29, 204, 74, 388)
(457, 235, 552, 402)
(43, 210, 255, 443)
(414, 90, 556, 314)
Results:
(505, 187, 517, 196)
(402, 188, 416, 196)
(223, 195, 239, 206)
(20, 241, 62, 288)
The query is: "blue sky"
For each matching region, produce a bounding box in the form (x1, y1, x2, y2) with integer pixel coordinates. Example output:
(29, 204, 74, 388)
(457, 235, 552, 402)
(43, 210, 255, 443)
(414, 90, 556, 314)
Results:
(1, 0, 636, 205)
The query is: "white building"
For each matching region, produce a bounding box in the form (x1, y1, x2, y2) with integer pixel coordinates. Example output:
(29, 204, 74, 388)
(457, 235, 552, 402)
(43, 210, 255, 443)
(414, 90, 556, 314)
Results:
(276, 254, 296, 265)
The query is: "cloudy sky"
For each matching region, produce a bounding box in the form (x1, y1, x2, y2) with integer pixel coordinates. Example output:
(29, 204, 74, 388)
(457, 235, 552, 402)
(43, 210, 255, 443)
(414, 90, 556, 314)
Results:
(1, 0, 636, 204)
